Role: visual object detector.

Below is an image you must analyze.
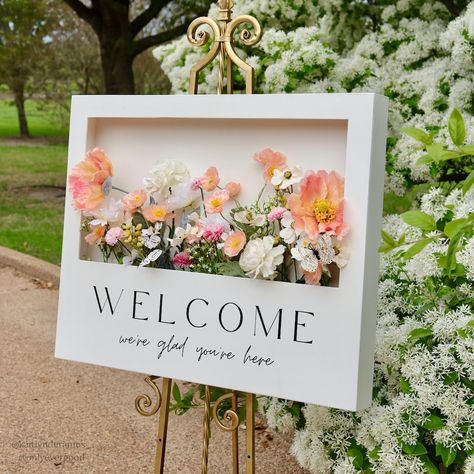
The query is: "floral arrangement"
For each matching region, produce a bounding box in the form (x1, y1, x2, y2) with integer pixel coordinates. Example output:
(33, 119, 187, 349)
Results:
(68, 147, 349, 286)
(154, 1, 474, 473)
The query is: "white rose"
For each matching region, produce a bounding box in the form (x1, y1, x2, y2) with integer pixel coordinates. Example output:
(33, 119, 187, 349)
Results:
(239, 236, 286, 280)
(167, 181, 200, 211)
(143, 160, 190, 199)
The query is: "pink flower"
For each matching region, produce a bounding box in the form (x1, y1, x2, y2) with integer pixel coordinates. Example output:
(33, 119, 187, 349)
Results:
(142, 203, 168, 223)
(202, 223, 226, 242)
(223, 231, 247, 257)
(68, 148, 113, 211)
(105, 227, 123, 246)
(205, 189, 230, 214)
(253, 148, 287, 183)
(200, 167, 220, 192)
(267, 206, 287, 222)
(122, 189, 147, 213)
(173, 251, 193, 269)
(191, 177, 203, 190)
(224, 182, 241, 198)
(287, 170, 347, 240)
(85, 223, 106, 245)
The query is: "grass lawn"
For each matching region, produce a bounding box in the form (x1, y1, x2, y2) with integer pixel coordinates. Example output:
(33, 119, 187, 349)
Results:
(0, 98, 69, 138)
(0, 145, 68, 265)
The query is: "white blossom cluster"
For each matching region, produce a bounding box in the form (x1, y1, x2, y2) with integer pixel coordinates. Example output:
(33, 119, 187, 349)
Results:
(154, 1, 474, 472)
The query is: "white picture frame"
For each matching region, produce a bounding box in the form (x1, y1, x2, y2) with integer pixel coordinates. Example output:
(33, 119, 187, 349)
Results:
(55, 93, 388, 411)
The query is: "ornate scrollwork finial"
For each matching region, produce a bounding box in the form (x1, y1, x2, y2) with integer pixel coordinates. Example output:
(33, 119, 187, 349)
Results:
(135, 376, 163, 417)
(218, 0, 234, 11)
(187, 0, 262, 95)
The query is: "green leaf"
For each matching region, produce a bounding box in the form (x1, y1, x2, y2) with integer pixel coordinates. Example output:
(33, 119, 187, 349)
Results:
(421, 455, 440, 474)
(425, 143, 445, 161)
(172, 382, 181, 403)
(216, 261, 246, 277)
(402, 127, 432, 145)
(462, 170, 474, 194)
(381, 229, 396, 247)
(443, 371, 459, 385)
(408, 327, 433, 344)
(444, 218, 468, 239)
(446, 231, 463, 275)
(416, 154, 434, 165)
(401, 211, 436, 231)
(378, 242, 394, 253)
(436, 443, 457, 467)
(403, 238, 432, 259)
(347, 447, 364, 469)
(368, 447, 380, 460)
(400, 378, 412, 394)
(448, 108, 466, 146)
(423, 414, 445, 430)
(402, 441, 427, 456)
(460, 144, 474, 155)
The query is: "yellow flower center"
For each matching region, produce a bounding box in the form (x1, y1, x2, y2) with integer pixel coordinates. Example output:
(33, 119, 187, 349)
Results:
(153, 208, 166, 219)
(210, 197, 222, 207)
(313, 199, 336, 223)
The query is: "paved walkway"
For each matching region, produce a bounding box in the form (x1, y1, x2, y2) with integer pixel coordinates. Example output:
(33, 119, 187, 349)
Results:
(0, 265, 306, 473)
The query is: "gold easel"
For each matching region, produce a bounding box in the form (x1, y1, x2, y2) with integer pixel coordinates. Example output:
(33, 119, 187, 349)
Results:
(135, 2, 262, 472)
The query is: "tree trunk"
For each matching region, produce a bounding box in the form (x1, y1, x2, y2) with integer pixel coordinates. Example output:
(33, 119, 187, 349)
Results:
(96, 0, 135, 94)
(100, 45, 135, 94)
(13, 83, 30, 138)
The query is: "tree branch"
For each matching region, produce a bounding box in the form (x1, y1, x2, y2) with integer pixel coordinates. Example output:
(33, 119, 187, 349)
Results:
(62, 0, 96, 25)
(130, 0, 170, 37)
(132, 22, 188, 56)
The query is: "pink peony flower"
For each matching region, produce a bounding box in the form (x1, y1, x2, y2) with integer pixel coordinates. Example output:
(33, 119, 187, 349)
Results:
(223, 231, 247, 257)
(68, 148, 113, 211)
(105, 227, 123, 246)
(253, 148, 287, 183)
(267, 206, 287, 222)
(287, 170, 347, 240)
(202, 223, 226, 242)
(200, 167, 220, 192)
(142, 203, 168, 223)
(205, 189, 230, 214)
(122, 189, 147, 213)
(224, 181, 241, 198)
(85, 223, 106, 245)
(172, 251, 193, 268)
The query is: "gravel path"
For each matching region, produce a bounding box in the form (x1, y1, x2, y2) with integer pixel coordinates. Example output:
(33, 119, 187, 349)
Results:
(0, 264, 307, 474)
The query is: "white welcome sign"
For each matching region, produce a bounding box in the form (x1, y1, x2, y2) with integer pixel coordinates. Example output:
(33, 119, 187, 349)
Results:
(55, 93, 387, 411)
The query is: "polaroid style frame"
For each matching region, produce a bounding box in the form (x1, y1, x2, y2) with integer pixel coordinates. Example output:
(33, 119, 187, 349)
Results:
(55, 93, 388, 411)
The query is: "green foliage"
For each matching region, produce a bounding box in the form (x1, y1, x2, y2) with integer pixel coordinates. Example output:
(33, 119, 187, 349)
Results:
(0, 99, 68, 138)
(0, 144, 67, 264)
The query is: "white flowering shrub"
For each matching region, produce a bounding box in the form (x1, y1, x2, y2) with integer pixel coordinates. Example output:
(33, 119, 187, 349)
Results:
(155, 1, 474, 472)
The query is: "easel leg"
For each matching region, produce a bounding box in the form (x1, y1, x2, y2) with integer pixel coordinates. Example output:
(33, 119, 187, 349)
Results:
(155, 378, 172, 474)
(231, 391, 239, 474)
(201, 385, 211, 474)
(246, 393, 256, 474)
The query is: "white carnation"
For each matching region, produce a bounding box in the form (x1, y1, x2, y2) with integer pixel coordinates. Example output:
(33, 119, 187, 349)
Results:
(143, 160, 190, 199)
(239, 236, 285, 279)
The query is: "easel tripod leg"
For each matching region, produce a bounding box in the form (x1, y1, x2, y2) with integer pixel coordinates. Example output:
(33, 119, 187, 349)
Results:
(246, 393, 256, 474)
(155, 378, 172, 474)
(232, 391, 239, 474)
(201, 385, 212, 474)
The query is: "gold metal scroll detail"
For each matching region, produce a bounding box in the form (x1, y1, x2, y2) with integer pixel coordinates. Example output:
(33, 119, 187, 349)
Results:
(187, 0, 262, 94)
(213, 392, 240, 432)
(135, 376, 163, 417)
